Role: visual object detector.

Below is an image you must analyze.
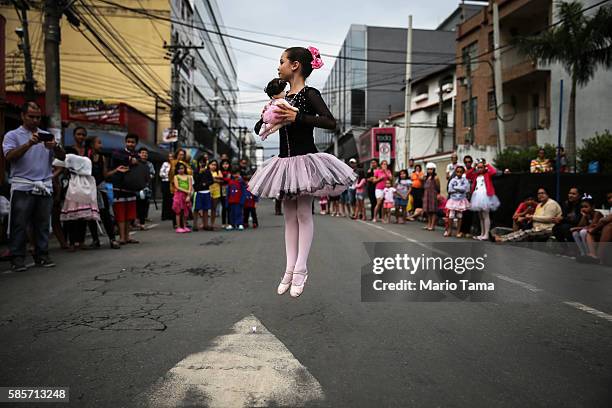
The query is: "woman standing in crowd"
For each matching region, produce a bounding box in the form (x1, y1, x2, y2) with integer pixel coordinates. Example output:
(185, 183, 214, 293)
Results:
(84, 136, 121, 249)
(394, 169, 411, 224)
(159, 152, 174, 222)
(422, 163, 441, 231)
(470, 159, 500, 240)
(248, 46, 355, 297)
(372, 160, 392, 223)
(366, 159, 379, 221)
(445, 165, 470, 237)
(63, 127, 88, 250)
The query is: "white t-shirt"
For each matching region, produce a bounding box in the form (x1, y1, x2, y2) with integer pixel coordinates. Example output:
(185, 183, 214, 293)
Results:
(383, 187, 396, 203)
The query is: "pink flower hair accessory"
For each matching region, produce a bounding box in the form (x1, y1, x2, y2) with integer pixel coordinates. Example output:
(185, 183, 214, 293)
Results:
(308, 46, 324, 69)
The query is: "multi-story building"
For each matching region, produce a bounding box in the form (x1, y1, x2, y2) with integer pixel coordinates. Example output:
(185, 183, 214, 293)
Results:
(315, 25, 456, 160)
(455, 0, 612, 163)
(1, 0, 244, 156)
(316, 4, 484, 167)
(386, 64, 456, 159)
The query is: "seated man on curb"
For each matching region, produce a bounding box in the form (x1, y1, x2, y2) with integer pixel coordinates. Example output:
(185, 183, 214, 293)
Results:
(495, 187, 561, 243)
(2, 101, 66, 271)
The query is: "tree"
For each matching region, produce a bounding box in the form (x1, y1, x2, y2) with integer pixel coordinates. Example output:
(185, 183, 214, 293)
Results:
(513, 1, 612, 171)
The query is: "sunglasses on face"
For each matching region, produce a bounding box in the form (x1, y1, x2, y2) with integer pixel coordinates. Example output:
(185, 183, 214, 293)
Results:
(26, 115, 41, 120)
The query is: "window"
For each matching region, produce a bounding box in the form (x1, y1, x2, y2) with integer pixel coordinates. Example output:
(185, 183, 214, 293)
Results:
(461, 41, 479, 71)
(462, 97, 478, 127)
(487, 91, 496, 111)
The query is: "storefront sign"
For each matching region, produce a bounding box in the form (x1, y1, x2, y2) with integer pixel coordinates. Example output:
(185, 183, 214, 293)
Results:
(68, 97, 120, 124)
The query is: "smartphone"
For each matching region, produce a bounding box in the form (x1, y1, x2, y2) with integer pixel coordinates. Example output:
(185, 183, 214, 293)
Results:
(37, 129, 54, 142)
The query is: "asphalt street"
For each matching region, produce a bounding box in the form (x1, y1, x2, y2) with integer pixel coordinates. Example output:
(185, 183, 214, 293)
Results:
(1, 200, 611, 407)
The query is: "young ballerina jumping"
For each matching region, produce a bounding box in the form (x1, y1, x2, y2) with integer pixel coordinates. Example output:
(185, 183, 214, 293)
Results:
(249, 46, 356, 298)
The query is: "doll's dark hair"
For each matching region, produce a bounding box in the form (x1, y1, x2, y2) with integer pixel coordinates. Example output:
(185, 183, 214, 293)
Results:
(264, 78, 288, 98)
(285, 47, 314, 78)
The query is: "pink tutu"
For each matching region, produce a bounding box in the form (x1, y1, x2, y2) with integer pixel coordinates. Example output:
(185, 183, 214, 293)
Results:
(248, 152, 356, 198)
(445, 198, 471, 211)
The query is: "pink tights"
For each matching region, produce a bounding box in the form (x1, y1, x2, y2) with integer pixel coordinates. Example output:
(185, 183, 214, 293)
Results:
(283, 196, 314, 273)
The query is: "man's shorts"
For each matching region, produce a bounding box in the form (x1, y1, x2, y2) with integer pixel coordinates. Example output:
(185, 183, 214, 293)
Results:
(113, 200, 136, 223)
(348, 188, 356, 205)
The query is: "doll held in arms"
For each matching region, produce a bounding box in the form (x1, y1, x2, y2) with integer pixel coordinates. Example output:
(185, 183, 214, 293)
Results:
(258, 78, 299, 140)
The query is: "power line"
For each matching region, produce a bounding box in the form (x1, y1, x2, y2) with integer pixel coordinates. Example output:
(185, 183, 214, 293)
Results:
(96, 0, 458, 67)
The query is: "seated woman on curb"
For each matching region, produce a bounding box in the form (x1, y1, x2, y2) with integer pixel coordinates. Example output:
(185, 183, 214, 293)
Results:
(495, 187, 561, 243)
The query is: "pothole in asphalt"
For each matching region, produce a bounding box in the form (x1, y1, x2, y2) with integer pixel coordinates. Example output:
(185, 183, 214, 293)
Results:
(200, 236, 230, 246)
(183, 265, 226, 278)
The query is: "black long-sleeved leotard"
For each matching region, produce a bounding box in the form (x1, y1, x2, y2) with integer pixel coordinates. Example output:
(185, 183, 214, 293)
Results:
(254, 86, 336, 158)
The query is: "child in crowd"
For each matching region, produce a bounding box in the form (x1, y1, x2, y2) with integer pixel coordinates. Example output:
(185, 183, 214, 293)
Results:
(193, 162, 214, 231)
(422, 162, 441, 231)
(512, 196, 537, 231)
(445, 165, 470, 237)
(571, 195, 603, 257)
(470, 159, 500, 240)
(354, 172, 367, 221)
(319, 196, 328, 215)
(243, 187, 259, 228)
(394, 169, 411, 224)
(172, 163, 193, 233)
(225, 168, 247, 230)
(382, 180, 396, 224)
(258, 78, 299, 140)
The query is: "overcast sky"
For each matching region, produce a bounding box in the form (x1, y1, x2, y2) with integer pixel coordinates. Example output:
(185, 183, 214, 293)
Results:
(216, 0, 461, 153)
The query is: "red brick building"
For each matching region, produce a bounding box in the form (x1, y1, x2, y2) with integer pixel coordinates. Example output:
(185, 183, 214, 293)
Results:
(455, 0, 552, 151)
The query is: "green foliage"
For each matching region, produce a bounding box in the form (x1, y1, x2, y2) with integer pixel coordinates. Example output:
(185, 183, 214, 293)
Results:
(577, 130, 612, 173)
(493, 144, 557, 173)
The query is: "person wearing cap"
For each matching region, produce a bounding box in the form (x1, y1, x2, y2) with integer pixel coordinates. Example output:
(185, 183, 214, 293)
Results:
(422, 162, 441, 231)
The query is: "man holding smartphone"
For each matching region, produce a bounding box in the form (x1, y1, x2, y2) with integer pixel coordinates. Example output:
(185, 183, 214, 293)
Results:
(2, 101, 66, 272)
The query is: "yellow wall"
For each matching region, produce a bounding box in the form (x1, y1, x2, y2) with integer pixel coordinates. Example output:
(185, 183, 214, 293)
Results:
(2, 0, 172, 143)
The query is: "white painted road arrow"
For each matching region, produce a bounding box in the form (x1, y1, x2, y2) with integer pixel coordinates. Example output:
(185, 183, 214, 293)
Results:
(142, 315, 326, 407)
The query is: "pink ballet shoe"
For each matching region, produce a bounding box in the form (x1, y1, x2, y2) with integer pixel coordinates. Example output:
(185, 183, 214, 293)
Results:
(277, 269, 293, 295)
(290, 270, 308, 298)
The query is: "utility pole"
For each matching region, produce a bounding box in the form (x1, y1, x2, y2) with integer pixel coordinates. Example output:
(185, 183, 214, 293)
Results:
(437, 80, 445, 152)
(212, 87, 219, 158)
(165, 43, 204, 145)
(492, 1, 505, 152)
(12, 1, 36, 100)
(43, 0, 62, 138)
(402, 15, 413, 169)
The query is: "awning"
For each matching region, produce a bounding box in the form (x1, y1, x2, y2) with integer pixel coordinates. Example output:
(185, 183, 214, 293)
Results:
(64, 128, 169, 163)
